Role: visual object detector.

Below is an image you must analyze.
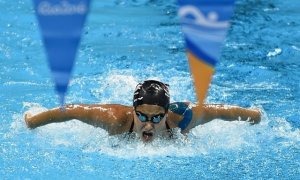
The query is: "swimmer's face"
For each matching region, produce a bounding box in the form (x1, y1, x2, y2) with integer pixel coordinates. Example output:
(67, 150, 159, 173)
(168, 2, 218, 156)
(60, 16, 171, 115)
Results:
(134, 104, 167, 143)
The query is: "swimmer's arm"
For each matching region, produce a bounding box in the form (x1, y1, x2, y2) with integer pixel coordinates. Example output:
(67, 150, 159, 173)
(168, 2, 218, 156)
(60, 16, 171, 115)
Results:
(203, 104, 261, 124)
(191, 104, 261, 127)
(24, 104, 132, 135)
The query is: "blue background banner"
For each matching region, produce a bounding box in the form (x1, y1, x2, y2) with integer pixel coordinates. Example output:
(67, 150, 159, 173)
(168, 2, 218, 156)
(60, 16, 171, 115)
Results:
(33, 0, 91, 105)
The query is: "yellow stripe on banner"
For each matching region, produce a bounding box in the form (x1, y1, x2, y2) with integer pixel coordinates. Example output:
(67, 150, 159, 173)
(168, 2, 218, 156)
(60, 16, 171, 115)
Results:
(188, 51, 214, 105)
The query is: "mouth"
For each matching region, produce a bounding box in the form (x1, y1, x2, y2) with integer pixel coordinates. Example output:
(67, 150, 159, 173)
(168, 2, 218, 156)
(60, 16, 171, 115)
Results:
(142, 131, 154, 142)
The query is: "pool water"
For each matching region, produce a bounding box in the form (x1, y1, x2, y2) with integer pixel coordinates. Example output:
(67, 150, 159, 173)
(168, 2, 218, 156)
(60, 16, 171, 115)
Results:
(0, 0, 299, 179)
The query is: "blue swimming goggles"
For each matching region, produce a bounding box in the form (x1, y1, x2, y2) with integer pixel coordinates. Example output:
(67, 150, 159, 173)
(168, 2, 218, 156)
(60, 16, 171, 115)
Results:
(135, 111, 166, 124)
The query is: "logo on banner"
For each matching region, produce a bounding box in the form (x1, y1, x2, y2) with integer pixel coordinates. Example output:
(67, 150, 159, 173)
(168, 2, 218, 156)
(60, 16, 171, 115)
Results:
(179, 6, 229, 28)
(38, 1, 88, 15)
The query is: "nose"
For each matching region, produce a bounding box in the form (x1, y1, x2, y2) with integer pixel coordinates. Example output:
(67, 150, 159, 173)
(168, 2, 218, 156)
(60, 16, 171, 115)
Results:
(144, 122, 154, 129)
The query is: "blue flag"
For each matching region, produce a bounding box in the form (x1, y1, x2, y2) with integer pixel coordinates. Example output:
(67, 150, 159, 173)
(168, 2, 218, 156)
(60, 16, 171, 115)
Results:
(33, 0, 91, 105)
(178, 0, 235, 104)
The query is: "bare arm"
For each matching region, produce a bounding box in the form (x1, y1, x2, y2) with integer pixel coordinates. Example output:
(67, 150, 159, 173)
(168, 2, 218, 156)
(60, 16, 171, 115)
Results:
(202, 104, 261, 124)
(24, 104, 133, 135)
(185, 103, 261, 131)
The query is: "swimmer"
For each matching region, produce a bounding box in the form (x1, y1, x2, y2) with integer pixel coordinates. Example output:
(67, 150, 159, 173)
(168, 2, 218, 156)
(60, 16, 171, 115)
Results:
(24, 80, 261, 142)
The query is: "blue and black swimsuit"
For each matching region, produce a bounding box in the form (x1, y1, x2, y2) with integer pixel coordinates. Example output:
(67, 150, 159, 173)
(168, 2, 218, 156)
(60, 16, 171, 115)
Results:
(169, 102, 193, 131)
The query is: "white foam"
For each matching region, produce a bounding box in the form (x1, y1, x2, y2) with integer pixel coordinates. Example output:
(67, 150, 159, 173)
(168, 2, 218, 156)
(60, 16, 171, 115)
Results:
(90, 72, 138, 104)
(292, 45, 300, 52)
(3, 81, 41, 86)
(23, 102, 48, 115)
(267, 48, 282, 57)
(263, 8, 280, 12)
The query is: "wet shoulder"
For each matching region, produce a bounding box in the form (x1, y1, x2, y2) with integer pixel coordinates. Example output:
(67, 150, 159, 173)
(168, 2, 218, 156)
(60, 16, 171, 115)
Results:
(103, 104, 133, 135)
(110, 104, 133, 122)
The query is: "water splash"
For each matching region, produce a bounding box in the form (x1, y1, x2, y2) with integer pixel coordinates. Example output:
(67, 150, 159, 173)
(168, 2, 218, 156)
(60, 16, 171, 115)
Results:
(15, 103, 299, 159)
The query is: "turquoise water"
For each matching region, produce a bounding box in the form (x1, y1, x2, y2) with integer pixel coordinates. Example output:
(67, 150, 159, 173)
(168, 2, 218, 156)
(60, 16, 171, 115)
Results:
(1, 0, 299, 179)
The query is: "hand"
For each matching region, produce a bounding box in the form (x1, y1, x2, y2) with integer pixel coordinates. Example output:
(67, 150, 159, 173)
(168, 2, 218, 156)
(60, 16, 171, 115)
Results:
(24, 112, 33, 128)
(249, 108, 261, 125)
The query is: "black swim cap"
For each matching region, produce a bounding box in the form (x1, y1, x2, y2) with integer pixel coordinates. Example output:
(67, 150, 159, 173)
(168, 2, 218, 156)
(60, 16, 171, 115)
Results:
(133, 80, 170, 111)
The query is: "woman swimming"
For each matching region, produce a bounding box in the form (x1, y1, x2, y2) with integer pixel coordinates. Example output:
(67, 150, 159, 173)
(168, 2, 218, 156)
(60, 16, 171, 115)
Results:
(24, 80, 261, 142)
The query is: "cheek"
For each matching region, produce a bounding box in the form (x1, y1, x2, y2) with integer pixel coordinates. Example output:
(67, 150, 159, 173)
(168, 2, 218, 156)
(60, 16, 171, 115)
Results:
(134, 118, 144, 130)
(154, 121, 165, 131)
(156, 116, 167, 127)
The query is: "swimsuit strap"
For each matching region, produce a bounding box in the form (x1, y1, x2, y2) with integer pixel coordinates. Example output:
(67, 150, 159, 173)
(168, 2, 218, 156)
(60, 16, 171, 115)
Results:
(129, 120, 134, 133)
(165, 121, 170, 130)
